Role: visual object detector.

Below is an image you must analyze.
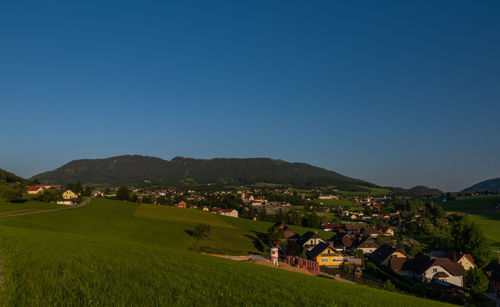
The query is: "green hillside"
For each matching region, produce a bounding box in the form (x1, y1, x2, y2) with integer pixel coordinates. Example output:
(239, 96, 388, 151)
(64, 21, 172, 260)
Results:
(439, 195, 500, 253)
(0, 169, 25, 184)
(0, 199, 450, 306)
(461, 177, 500, 192)
(0, 198, 63, 216)
(31, 155, 375, 189)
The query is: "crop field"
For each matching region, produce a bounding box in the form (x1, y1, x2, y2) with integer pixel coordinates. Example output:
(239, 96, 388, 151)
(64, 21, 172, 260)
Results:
(439, 195, 500, 253)
(0, 198, 63, 215)
(0, 199, 451, 306)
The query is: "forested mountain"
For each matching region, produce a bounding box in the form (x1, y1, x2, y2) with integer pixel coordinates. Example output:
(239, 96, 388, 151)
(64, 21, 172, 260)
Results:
(31, 155, 376, 188)
(461, 178, 500, 192)
(0, 168, 25, 183)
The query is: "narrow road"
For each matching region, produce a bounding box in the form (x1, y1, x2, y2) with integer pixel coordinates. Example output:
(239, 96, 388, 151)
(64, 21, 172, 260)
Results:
(0, 197, 91, 218)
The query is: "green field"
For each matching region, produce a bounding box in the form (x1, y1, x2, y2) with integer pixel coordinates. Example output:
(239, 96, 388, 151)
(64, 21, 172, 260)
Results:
(313, 198, 361, 209)
(0, 198, 63, 215)
(337, 187, 392, 197)
(439, 195, 500, 252)
(0, 199, 450, 306)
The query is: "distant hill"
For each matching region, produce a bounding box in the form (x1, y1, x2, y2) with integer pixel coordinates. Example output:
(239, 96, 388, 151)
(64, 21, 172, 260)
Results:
(0, 168, 25, 183)
(461, 178, 500, 192)
(387, 185, 442, 197)
(31, 155, 376, 188)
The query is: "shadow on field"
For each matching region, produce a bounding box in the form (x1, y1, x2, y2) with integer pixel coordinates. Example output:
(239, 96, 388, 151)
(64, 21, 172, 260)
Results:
(249, 231, 267, 252)
(185, 230, 194, 236)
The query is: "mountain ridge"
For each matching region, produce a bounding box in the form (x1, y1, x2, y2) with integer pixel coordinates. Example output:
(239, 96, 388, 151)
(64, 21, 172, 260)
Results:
(31, 155, 376, 188)
(461, 177, 500, 192)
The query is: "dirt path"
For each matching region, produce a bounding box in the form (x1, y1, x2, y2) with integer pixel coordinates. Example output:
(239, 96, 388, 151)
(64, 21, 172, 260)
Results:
(204, 253, 356, 281)
(0, 197, 91, 218)
(247, 259, 317, 276)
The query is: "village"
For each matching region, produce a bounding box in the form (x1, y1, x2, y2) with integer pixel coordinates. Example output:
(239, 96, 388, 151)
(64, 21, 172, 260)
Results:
(18, 182, 500, 305)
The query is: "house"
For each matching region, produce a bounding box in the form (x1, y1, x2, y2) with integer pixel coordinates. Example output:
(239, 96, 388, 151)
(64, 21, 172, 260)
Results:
(345, 255, 363, 267)
(421, 258, 466, 287)
(456, 253, 476, 271)
(484, 262, 500, 293)
(345, 224, 362, 234)
(62, 190, 78, 200)
(91, 191, 104, 198)
(27, 185, 44, 195)
(327, 233, 359, 252)
(307, 242, 345, 267)
(57, 200, 74, 205)
(271, 222, 299, 240)
(318, 195, 339, 200)
(241, 192, 254, 203)
(380, 226, 395, 237)
(354, 237, 379, 255)
(428, 279, 465, 304)
(363, 226, 380, 237)
(218, 209, 238, 218)
(175, 201, 187, 208)
(395, 255, 466, 287)
(298, 231, 326, 251)
(211, 208, 239, 218)
(369, 245, 407, 266)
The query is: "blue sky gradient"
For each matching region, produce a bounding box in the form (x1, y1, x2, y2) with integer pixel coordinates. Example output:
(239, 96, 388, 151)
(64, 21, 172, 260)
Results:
(1, 1, 499, 191)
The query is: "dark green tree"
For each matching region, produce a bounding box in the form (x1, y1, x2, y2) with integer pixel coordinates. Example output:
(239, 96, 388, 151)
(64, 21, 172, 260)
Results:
(450, 217, 489, 267)
(464, 268, 489, 293)
(2, 185, 23, 203)
(37, 188, 60, 202)
(267, 226, 286, 246)
(192, 224, 211, 239)
(116, 186, 130, 201)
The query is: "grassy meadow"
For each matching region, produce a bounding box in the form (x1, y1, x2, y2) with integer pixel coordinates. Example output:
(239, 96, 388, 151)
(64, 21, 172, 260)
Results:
(313, 198, 361, 210)
(0, 198, 451, 306)
(0, 198, 63, 215)
(439, 195, 500, 253)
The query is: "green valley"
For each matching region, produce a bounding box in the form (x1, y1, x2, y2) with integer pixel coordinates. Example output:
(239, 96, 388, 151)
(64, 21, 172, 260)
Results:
(0, 198, 450, 306)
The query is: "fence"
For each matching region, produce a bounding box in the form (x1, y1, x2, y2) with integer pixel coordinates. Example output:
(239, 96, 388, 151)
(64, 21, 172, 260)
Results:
(285, 256, 320, 275)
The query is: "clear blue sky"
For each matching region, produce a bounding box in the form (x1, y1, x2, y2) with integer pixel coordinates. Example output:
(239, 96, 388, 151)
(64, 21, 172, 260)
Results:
(1, 1, 499, 191)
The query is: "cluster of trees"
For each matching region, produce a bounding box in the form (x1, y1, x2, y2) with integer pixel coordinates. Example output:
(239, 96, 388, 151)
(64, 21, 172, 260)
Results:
(0, 183, 24, 202)
(66, 182, 92, 196)
(256, 209, 327, 228)
(430, 215, 490, 267)
(261, 190, 311, 207)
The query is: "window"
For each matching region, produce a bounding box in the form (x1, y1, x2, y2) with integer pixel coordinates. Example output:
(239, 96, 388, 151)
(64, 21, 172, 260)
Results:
(321, 258, 329, 263)
(433, 268, 437, 272)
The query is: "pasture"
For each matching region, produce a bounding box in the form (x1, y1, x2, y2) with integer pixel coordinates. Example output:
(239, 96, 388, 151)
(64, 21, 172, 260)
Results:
(0, 198, 63, 215)
(439, 195, 500, 252)
(0, 199, 451, 306)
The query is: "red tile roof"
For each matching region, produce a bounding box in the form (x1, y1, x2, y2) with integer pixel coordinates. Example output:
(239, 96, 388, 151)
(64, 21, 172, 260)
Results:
(27, 185, 43, 191)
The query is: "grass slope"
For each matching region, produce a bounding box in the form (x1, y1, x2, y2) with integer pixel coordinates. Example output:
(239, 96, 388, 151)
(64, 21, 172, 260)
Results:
(0, 198, 63, 215)
(0, 199, 450, 306)
(439, 195, 500, 252)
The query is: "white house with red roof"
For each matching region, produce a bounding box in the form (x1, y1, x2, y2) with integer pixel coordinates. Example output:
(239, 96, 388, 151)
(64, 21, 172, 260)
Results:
(27, 185, 44, 195)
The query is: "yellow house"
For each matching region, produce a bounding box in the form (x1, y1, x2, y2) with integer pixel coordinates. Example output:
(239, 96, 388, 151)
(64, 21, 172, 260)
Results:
(309, 242, 345, 267)
(62, 190, 78, 200)
(457, 254, 476, 271)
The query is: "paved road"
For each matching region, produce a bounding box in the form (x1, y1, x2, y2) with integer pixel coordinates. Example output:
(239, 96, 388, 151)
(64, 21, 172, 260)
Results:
(0, 197, 91, 218)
